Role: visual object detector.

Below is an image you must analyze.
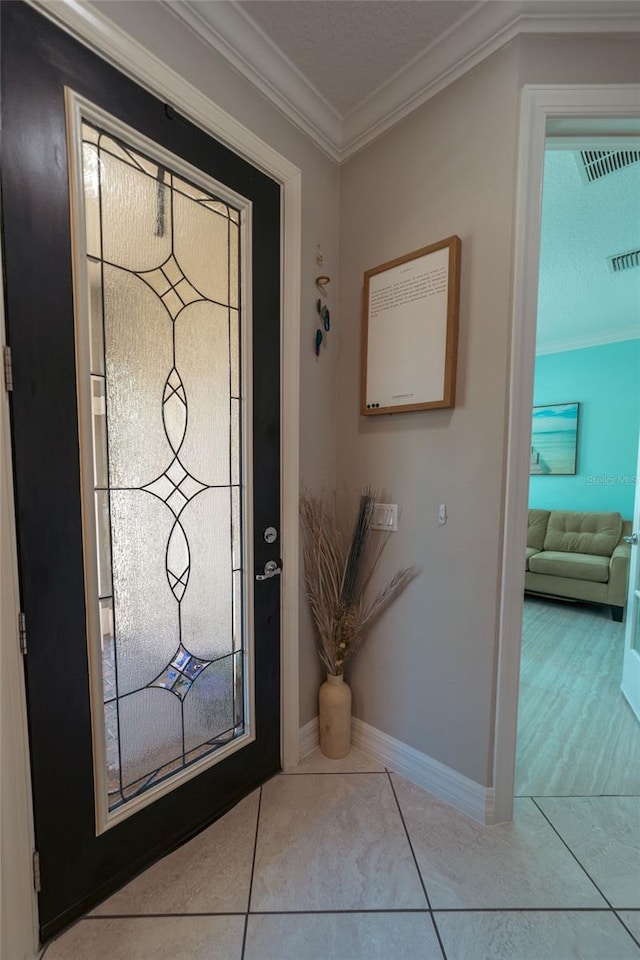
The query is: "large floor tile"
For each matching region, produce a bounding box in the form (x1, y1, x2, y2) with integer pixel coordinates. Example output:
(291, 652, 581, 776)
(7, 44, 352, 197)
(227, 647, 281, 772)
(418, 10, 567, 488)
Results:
(618, 912, 640, 946)
(436, 911, 640, 960)
(289, 746, 386, 774)
(92, 790, 259, 915)
(244, 912, 443, 960)
(392, 778, 605, 909)
(536, 797, 640, 908)
(250, 774, 426, 911)
(43, 916, 244, 960)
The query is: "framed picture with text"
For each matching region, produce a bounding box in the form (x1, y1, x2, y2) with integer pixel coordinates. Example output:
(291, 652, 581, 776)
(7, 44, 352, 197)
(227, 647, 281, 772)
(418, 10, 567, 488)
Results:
(361, 235, 461, 416)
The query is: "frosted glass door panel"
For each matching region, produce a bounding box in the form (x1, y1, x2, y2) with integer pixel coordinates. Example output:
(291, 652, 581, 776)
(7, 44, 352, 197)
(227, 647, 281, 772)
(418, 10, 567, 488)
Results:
(118, 690, 183, 793)
(179, 488, 233, 661)
(78, 120, 246, 816)
(100, 148, 172, 270)
(109, 491, 179, 695)
(174, 302, 231, 486)
(182, 655, 236, 754)
(174, 193, 230, 304)
(103, 267, 174, 486)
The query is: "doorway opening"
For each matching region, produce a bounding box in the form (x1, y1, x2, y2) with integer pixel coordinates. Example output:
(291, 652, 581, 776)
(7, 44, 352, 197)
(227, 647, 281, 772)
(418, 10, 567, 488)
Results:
(516, 140, 640, 798)
(493, 85, 640, 824)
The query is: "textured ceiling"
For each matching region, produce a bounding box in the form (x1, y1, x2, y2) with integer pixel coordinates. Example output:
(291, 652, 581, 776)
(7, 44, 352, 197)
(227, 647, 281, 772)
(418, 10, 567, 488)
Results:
(173, 0, 640, 159)
(238, 0, 477, 116)
(537, 151, 640, 352)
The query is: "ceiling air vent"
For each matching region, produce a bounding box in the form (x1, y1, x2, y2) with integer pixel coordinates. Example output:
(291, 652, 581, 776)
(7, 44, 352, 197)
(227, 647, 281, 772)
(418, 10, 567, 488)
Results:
(607, 248, 640, 274)
(580, 149, 640, 182)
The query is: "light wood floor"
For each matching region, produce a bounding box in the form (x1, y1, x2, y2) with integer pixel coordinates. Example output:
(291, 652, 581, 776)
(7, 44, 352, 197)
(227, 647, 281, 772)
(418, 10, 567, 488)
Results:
(515, 596, 640, 797)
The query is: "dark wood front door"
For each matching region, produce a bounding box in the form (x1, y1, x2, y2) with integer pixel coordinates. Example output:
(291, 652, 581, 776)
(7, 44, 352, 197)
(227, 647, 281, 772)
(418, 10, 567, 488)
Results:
(1, 2, 281, 941)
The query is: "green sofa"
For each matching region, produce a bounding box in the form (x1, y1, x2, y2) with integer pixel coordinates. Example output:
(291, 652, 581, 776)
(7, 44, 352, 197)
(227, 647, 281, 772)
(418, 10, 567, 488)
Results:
(526, 509, 632, 621)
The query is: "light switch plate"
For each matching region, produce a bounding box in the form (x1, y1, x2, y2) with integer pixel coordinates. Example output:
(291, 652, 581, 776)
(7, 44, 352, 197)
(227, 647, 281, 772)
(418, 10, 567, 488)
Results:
(371, 502, 398, 531)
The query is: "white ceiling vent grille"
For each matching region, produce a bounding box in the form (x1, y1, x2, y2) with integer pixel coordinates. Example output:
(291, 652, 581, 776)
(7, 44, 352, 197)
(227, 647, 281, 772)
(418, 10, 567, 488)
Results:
(580, 149, 640, 182)
(607, 248, 640, 274)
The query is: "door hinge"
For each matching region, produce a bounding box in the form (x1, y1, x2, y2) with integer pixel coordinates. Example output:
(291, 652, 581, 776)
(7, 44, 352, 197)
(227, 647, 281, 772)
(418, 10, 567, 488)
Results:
(19, 611, 27, 655)
(32, 851, 41, 893)
(3, 345, 13, 392)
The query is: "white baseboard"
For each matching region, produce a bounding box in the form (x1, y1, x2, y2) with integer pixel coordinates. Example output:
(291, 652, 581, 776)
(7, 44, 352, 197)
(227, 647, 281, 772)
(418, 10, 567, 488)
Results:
(298, 717, 319, 760)
(298, 715, 495, 824)
(351, 717, 495, 824)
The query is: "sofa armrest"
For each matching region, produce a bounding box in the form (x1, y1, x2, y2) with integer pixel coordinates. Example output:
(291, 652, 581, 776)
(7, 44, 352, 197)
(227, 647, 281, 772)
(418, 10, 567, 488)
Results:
(608, 543, 631, 607)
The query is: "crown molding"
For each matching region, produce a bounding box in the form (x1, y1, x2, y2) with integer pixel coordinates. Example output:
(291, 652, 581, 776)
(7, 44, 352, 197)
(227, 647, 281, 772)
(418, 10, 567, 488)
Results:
(341, 2, 640, 160)
(169, 0, 640, 163)
(536, 326, 640, 355)
(163, 0, 342, 161)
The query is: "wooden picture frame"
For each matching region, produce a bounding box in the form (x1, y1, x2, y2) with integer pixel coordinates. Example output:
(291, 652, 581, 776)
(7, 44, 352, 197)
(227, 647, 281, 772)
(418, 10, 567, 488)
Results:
(361, 235, 461, 415)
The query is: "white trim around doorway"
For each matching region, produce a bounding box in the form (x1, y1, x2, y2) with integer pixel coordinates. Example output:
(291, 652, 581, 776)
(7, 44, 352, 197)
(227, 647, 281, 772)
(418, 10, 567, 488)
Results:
(493, 84, 640, 824)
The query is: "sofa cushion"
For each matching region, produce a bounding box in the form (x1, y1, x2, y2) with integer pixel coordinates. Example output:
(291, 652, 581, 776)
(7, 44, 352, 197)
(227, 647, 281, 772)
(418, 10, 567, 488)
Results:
(527, 509, 550, 551)
(543, 511, 622, 558)
(525, 547, 540, 571)
(528, 551, 610, 583)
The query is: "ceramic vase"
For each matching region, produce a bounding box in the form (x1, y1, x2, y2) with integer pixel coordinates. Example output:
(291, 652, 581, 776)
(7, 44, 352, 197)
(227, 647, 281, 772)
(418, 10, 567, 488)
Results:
(319, 673, 352, 758)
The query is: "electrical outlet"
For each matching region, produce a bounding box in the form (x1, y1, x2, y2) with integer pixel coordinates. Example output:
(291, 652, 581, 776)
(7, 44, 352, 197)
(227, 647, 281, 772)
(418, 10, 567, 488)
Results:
(371, 503, 398, 531)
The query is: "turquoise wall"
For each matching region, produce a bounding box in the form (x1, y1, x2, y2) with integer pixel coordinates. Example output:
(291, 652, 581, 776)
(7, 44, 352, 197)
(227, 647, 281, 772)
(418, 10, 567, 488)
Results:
(529, 339, 640, 518)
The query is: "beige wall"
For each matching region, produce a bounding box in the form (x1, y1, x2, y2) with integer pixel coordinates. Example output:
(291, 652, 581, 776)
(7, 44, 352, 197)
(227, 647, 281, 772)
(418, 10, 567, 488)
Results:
(93, 2, 339, 722)
(337, 44, 519, 786)
(517, 34, 640, 86)
(337, 35, 640, 786)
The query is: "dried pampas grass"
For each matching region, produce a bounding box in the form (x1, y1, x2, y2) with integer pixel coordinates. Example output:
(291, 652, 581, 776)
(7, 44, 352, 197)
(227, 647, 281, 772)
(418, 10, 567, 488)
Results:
(300, 489, 418, 676)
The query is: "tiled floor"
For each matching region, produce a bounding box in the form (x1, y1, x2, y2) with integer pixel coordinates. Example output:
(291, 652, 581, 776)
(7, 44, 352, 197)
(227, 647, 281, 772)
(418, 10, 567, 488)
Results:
(515, 597, 640, 796)
(42, 747, 640, 960)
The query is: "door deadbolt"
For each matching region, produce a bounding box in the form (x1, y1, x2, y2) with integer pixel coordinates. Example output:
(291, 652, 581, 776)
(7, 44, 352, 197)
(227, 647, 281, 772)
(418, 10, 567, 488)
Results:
(263, 526, 278, 544)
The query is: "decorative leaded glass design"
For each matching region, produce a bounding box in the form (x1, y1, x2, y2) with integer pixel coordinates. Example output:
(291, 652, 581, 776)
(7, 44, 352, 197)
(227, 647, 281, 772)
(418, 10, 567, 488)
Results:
(80, 121, 245, 813)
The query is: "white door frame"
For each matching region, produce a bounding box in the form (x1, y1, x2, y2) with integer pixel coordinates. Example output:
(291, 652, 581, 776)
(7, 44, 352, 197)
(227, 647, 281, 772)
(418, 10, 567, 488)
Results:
(493, 83, 640, 823)
(2, 3, 301, 953)
(0, 239, 40, 959)
(621, 432, 640, 720)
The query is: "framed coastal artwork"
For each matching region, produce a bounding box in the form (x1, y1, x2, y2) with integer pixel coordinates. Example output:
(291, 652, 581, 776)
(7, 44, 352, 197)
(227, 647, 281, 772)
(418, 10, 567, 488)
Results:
(530, 402, 579, 476)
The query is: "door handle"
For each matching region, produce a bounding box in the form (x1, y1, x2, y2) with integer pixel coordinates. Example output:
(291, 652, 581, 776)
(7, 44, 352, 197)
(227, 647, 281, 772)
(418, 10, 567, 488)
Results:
(623, 533, 639, 545)
(256, 560, 282, 581)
